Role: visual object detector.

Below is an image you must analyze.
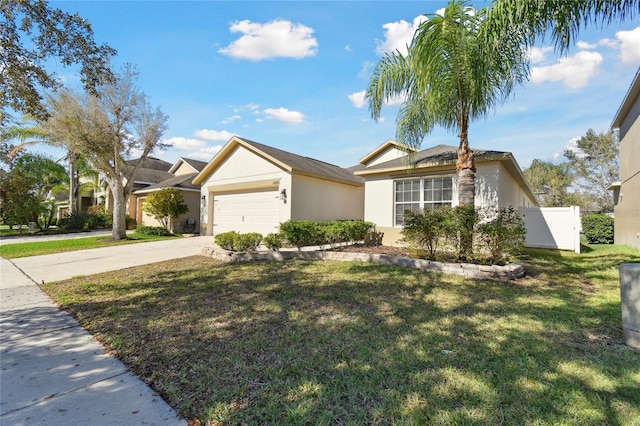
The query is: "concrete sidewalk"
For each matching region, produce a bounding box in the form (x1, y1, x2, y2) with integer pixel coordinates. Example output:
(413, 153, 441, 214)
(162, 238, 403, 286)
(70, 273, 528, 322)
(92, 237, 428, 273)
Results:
(1, 236, 210, 425)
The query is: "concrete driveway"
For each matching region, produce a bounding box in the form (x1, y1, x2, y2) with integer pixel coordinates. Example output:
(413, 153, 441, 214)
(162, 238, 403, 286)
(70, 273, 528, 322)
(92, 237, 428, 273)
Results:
(1, 236, 210, 425)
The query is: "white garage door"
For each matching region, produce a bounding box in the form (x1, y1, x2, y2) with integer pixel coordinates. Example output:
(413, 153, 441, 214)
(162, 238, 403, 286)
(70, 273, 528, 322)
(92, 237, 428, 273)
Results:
(213, 190, 280, 236)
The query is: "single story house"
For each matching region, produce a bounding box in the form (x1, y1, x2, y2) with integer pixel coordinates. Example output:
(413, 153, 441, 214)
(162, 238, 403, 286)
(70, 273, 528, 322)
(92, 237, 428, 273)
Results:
(103, 156, 206, 233)
(352, 140, 538, 245)
(192, 136, 364, 236)
(609, 67, 640, 250)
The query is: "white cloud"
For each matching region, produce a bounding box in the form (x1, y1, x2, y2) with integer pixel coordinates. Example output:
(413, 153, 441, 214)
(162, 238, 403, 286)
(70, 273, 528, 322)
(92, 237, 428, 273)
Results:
(375, 15, 427, 56)
(221, 114, 241, 125)
(358, 61, 374, 79)
(188, 145, 223, 161)
(530, 51, 603, 89)
(163, 137, 206, 150)
(435, 7, 446, 16)
(385, 93, 406, 106)
(263, 107, 304, 124)
(576, 40, 596, 50)
(219, 19, 318, 60)
(529, 46, 552, 63)
(616, 27, 640, 65)
(344, 44, 352, 52)
(555, 136, 585, 159)
(348, 91, 366, 108)
(194, 129, 235, 142)
(597, 38, 618, 48)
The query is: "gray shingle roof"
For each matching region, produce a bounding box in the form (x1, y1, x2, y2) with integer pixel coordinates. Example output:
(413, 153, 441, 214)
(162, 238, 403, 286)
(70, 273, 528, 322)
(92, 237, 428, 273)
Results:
(136, 172, 200, 192)
(127, 156, 172, 171)
(180, 158, 208, 172)
(358, 144, 507, 172)
(238, 137, 364, 185)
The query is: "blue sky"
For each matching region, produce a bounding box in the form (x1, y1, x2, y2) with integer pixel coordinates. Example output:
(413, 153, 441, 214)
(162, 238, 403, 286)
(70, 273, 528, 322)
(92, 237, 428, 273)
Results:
(44, 0, 640, 170)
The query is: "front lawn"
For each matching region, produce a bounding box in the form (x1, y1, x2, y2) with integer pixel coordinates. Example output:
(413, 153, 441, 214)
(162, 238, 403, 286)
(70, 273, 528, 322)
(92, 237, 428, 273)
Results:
(42, 245, 640, 425)
(0, 233, 180, 259)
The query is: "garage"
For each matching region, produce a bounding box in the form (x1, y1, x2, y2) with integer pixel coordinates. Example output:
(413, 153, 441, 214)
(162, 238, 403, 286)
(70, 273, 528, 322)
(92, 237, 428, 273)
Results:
(212, 189, 280, 236)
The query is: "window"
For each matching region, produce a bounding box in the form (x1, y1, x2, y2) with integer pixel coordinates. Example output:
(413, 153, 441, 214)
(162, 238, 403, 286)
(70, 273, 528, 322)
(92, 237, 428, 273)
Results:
(394, 176, 453, 226)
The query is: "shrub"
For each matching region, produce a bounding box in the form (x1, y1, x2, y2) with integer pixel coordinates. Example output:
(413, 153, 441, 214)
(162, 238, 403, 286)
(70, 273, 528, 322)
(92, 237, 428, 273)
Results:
(582, 213, 614, 244)
(264, 233, 284, 251)
(476, 207, 526, 264)
(279, 220, 320, 250)
(441, 206, 477, 260)
(215, 231, 238, 250)
(401, 208, 447, 260)
(59, 212, 89, 231)
(234, 232, 263, 252)
(134, 225, 171, 236)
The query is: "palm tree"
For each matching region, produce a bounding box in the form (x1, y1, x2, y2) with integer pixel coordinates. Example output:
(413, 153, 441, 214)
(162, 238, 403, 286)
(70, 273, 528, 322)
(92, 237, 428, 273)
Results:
(485, 0, 639, 54)
(1, 121, 86, 214)
(366, 0, 528, 256)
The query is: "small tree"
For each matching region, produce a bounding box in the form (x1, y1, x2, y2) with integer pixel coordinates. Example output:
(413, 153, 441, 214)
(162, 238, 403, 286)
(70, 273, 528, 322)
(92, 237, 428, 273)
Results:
(142, 188, 188, 232)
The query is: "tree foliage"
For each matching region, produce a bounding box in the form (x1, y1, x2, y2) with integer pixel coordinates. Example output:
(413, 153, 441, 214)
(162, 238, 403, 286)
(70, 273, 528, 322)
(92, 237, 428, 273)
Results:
(565, 129, 619, 212)
(485, 0, 639, 54)
(142, 188, 189, 231)
(43, 65, 169, 240)
(366, 0, 528, 257)
(1, 0, 116, 127)
(0, 162, 42, 228)
(523, 159, 574, 207)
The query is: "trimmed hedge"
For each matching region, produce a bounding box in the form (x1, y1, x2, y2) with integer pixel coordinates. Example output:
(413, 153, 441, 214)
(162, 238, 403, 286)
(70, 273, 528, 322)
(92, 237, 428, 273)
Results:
(582, 213, 614, 244)
(215, 231, 263, 252)
(279, 219, 375, 250)
(134, 225, 171, 236)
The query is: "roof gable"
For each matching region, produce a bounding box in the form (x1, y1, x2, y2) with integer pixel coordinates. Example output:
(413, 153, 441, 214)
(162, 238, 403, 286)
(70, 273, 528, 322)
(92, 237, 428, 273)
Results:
(193, 136, 363, 186)
(358, 139, 418, 166)
(612, 67, 640, 128)
(134, 172, 200, 194)
(169, 157, 209, 174)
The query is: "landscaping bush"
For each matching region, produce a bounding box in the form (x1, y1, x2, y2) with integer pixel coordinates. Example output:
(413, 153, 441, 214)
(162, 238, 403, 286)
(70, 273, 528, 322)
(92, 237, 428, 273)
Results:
(440, 206, 477, 260)
(264, 233, 284, 251)
(59, 212, 89, 231)
(215, 231, 239, 251)
(279, 220, 321, 250)
(280, 219, 375, 249)
(582, 213, 614, 244)
(401, 208, 447, 260)
(476, 207, 526, 264)
(134, 225, 171, 236)
(234, 232, 263, 252)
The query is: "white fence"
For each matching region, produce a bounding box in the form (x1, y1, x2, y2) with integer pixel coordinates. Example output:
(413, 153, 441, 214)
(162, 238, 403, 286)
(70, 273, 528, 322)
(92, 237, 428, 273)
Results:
(521, 206, 581, 253)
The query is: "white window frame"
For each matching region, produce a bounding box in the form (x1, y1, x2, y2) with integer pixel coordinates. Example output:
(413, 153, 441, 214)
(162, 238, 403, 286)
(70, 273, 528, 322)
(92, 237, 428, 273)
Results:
(394, 175, 454, 226)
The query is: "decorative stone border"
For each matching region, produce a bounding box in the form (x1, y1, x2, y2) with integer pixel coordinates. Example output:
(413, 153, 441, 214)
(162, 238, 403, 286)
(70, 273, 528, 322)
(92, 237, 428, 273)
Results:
(201, 247, 526, 281)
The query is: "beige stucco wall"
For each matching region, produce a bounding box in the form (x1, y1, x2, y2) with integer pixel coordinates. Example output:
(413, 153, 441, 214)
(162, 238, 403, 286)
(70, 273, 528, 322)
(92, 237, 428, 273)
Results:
(290, 174, 364, 221)
(172, 162, 196, 176)
(615, 93, 640, 250)
(136, 191, 201, 233)
(199, 145, 292, 235)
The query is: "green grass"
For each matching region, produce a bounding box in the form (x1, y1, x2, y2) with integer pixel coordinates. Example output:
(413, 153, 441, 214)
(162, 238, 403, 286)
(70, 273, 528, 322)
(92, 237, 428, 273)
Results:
(0, 233, 180, 258)
(42, 245, 640, 425)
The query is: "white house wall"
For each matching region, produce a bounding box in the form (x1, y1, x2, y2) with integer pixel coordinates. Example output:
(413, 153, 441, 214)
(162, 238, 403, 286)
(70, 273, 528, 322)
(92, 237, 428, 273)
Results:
(363, 161, 534, 246)
(366, 147, 411, 167)
(291, 174, 364, 221)
(200, 145, 292, 235)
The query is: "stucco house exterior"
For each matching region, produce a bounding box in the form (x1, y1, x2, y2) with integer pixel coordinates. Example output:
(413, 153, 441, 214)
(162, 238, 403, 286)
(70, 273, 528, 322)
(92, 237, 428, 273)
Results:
(192, 137, 364, 236)
(103, 156, 206, 233)
(352, 140, 538, 245)
(610, 67, 640, 250)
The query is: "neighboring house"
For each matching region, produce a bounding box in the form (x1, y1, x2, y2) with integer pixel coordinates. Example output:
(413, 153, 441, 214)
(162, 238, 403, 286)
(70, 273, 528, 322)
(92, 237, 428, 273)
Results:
(610, 68, 640, 250)
(352, 141, 538, 245)
(103, 156, 205, 233)
(192, 136, 364, 236)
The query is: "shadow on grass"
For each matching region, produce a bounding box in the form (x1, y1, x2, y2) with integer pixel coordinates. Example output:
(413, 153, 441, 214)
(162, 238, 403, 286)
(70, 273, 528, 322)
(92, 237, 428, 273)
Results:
(43, 252, 640, 425)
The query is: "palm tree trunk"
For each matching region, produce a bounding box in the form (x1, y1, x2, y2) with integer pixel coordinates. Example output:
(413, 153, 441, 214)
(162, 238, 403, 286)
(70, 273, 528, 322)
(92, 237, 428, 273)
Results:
(456, 132, 476, 207)
(456, 131, 476, 259)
